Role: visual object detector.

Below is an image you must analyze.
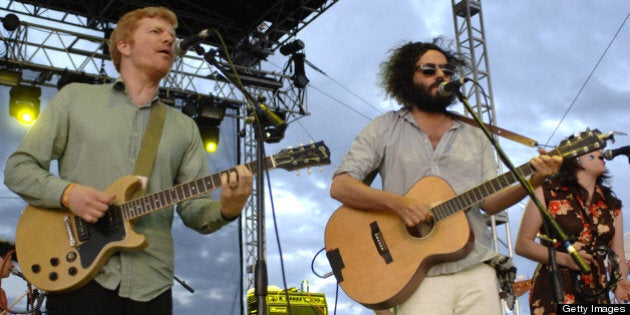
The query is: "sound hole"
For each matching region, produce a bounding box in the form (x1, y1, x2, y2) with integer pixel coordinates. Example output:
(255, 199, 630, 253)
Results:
(407, 217, 435, 239)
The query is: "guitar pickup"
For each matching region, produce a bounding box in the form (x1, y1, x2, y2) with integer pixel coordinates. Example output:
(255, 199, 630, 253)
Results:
(73, 216, 90, 242)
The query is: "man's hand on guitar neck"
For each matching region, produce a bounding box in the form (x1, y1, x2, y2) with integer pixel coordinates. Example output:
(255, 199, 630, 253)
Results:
(528, 148, 563, 188)
(219, 165, 253, 221)
(63, 183, 115, 223)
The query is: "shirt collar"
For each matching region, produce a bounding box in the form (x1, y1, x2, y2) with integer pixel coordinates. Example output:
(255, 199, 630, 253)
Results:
(396, 107, 463, 130)
(112, 78, 160, 107)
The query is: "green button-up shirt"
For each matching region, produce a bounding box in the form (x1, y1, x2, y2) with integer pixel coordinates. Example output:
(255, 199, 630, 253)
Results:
(4, 81, 231, 301)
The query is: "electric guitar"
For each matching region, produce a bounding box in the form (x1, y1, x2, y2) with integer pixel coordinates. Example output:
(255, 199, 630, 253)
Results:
(15, 141, 330, 293)
(324, 129, 611, 310)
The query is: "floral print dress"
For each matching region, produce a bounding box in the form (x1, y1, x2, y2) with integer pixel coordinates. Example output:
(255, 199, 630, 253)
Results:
(529, 183, 621, 315)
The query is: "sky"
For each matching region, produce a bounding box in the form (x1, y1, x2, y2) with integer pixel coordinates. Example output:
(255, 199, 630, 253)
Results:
(2, 1, 630, 315)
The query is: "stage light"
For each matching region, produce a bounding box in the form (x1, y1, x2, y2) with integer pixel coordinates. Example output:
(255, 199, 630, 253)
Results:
(291, 53, 309, 88)
(197, 104, 226, 124)
(198, 105, 225, 153)
(0, 69, 21, 86)
(181, 95, 227, 153)
(250, 108, 287, 143)
(9, 85, 41, 125)
(280, 39, 305, 56)
(198, 124, 220, 153)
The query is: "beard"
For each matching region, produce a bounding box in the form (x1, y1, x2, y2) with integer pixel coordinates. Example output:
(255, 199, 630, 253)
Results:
(407, 81, 456, 113)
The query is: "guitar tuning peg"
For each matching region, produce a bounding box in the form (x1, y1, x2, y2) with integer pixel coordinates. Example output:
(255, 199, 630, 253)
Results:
(295, 170, 301, 176)
(319, 166, 324, 172)
(307, 168, 313, 175)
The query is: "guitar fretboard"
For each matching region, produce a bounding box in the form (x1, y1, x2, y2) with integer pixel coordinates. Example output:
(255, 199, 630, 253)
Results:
(121, 156, 275, 220)
(431, 163, 534, 221)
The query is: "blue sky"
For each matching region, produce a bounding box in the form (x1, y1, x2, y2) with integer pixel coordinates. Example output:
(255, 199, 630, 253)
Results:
(2, 1, 630, 314)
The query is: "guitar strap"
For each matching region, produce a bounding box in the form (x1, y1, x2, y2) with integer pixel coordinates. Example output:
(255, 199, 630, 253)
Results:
(451, 113, 538, 147)
(360, 112, 538, 186)
(132, 101, 167, 199)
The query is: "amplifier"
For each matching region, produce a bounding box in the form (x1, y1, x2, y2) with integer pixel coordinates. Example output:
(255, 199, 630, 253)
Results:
(247, 289, 327, 315)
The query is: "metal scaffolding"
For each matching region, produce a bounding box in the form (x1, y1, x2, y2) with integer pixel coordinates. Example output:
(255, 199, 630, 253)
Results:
(451, 0, 520, 314)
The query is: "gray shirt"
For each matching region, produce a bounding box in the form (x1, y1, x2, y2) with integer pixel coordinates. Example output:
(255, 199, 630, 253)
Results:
(334, 108, 499, 275)
(4, 81, 230, 301)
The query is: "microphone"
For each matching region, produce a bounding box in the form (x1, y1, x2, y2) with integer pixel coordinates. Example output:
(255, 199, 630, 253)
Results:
(10, 268, 26, 281)
(603, 145, 630, 161)
(173, 29, 211, 56)
(438, 77, 471, 97)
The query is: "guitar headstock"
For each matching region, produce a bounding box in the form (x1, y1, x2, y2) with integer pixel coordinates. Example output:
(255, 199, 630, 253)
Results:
(554, 128, 614, 158)
(274, 141, 331, 172)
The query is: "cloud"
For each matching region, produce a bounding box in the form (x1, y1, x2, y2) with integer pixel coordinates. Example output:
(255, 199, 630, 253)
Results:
(3, 1, 630, 315)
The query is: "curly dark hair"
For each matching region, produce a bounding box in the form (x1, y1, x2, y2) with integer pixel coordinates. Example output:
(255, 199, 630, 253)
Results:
(378, 37, 467, 108)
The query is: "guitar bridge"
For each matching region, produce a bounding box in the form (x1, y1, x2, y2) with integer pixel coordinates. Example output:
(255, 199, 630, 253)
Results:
(370, 221, 393, 264)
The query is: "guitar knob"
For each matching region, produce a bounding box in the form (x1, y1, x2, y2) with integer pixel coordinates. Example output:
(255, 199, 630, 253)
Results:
(49, 272, 58, 281)
(68, 267, 78, 276)
(31, 264, 41, 274)
(50, 257, 59, 266)
(66, 251, 77, 263)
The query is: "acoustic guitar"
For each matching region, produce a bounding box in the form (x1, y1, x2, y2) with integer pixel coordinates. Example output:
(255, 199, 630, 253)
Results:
(324, 129, 610, 310)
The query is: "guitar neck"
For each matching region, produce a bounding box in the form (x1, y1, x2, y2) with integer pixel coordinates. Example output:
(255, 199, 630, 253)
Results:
(431, 162, 535, 221)
(121, 157, 273, 220)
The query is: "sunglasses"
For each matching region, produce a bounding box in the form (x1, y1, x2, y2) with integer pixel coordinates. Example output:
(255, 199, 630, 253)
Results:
(416, 63, 456, 76)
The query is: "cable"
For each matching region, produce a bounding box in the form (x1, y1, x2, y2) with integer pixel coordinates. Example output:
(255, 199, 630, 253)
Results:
(544, 11, 630, 146)
(267, 59, 378, 121)
(308, 84, 374, 121)
(305, 58, 384, 116)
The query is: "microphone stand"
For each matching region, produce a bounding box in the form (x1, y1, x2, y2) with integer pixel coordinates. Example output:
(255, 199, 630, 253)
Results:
(451, 86, 590, 304)
(191, 46, 286, 315)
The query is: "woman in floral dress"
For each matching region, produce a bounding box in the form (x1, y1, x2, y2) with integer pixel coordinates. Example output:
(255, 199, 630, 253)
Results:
(516, 148, 630, 314)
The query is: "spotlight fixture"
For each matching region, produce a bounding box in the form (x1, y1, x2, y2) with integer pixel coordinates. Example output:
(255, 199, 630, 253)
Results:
(198, 124, 220, 153)
(291, 53, 309, 88)
(250, 107, 287, 143)
(280, 39, 305, 56)
(9, 85, 41, 125)
(183, 96, 226, 153)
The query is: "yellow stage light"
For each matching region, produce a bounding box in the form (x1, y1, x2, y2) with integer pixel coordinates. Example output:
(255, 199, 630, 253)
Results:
(9, 85, 41, 125)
